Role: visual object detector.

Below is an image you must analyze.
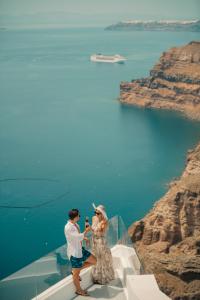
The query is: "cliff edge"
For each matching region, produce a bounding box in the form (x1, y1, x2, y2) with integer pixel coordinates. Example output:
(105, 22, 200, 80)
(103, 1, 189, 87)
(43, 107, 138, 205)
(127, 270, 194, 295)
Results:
(120, 41, 200, 120)
(129, 143, 200, 299)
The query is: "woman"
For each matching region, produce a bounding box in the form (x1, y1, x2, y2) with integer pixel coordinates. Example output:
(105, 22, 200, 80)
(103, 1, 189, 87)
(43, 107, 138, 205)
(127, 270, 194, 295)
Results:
(91, 203, 115, 284)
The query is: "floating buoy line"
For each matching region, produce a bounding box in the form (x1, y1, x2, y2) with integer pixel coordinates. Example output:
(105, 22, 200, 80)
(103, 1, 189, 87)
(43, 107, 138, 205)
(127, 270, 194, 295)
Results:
(0, 178, 69, 209)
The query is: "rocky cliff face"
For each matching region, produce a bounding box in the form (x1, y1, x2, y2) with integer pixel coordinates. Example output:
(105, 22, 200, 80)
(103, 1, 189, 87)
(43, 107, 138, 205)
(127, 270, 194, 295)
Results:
(129, 143, 200, 299)
(120, 41, 200, 120)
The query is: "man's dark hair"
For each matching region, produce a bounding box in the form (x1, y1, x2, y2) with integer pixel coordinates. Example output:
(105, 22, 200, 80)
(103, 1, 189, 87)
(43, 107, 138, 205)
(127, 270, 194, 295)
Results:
(68, 208, 79, 220)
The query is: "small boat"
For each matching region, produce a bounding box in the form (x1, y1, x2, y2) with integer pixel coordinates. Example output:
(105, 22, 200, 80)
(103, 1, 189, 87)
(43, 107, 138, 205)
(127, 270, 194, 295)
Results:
(90, 53, 126, 63)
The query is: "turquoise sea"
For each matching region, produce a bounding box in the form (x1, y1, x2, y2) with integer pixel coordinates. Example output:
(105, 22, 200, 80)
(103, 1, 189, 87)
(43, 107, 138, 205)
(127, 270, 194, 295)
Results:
(0, 27, 200, 279)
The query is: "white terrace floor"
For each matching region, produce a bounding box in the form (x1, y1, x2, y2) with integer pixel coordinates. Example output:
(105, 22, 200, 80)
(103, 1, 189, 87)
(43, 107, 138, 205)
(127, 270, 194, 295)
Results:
(35, 245, 171, 300)
(74, 278, 126, 300)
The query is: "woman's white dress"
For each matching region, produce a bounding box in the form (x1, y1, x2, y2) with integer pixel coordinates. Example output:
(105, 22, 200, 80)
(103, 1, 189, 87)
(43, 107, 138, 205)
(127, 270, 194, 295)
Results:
(91, 217, 115, 284)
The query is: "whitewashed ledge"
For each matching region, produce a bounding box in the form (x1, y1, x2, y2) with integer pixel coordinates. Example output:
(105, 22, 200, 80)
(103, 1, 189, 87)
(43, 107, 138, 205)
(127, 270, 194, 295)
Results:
(32, 244, 171, 300)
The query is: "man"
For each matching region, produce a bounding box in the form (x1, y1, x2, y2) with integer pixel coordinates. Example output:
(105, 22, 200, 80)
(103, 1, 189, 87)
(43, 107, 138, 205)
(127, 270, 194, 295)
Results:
(64, 208, 96, 296)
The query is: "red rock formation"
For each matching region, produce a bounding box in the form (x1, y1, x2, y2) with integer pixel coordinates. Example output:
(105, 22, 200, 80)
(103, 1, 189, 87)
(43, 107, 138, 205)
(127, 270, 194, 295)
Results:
(120, 41, 200, 120)
(129, 143, 200, 300)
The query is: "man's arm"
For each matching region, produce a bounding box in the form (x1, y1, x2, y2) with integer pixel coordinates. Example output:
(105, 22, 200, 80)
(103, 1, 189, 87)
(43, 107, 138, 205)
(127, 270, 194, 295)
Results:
(66, 226, 91, 242)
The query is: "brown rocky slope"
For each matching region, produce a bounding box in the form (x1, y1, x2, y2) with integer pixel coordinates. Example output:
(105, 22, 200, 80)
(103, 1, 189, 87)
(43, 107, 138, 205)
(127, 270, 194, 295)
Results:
(125, 42, 200, 299)
(120, 41, 200, 120)
(129, 143, 200, 300)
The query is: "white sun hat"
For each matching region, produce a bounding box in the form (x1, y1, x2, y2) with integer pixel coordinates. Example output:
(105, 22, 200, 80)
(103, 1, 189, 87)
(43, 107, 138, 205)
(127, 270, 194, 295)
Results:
(92, 203, 108, 220)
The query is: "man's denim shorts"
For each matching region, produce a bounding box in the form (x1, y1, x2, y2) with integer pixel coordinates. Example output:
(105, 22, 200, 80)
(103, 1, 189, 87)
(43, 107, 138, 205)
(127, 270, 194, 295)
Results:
(70, 247, 91, 269)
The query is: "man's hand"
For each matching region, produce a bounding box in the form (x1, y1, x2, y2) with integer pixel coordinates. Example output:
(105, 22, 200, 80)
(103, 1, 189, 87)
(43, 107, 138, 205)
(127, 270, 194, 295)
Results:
(84, 226, 91, 234)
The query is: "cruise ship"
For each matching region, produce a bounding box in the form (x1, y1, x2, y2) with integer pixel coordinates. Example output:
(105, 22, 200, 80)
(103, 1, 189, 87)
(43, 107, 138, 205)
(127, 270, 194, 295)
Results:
(90, 54, 126, 63)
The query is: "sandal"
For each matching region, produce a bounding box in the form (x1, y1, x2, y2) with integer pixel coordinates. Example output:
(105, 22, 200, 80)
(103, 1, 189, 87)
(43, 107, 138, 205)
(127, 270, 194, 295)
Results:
(75, 290, 89, 296)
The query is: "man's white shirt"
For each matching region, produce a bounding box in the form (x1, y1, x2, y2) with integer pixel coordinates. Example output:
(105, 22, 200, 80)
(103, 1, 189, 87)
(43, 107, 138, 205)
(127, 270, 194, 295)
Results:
(64, 221, 84, 259)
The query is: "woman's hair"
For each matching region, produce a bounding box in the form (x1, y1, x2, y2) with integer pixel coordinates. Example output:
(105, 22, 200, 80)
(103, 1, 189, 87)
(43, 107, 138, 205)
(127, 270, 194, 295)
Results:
(68, 208, 79, 220)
